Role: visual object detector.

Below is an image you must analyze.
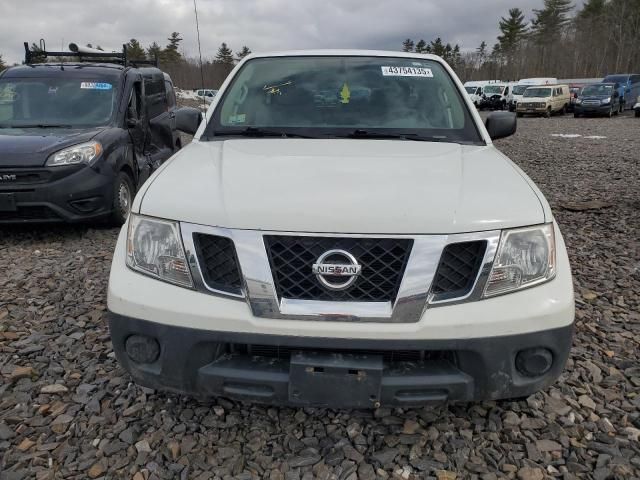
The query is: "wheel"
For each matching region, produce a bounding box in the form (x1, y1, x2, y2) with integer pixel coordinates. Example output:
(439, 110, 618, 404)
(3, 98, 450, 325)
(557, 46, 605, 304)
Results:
(516, 112, 523, 118)
(559, 105, 566, 115)
(574, 112, 580, 118)
(544, 107, 552, 118)
(110, 171, 134, 226)
(635, 109, 640, 117)
(607, 106, 613, 118)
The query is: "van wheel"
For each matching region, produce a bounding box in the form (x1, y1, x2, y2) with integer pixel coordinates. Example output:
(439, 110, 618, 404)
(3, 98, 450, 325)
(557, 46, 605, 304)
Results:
(544, 107, 552, 118)
(110, 171, 134, 226)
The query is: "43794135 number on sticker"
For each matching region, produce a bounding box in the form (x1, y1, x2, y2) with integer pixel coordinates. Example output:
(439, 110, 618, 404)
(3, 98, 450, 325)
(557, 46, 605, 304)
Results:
(381, 66, 433, 78)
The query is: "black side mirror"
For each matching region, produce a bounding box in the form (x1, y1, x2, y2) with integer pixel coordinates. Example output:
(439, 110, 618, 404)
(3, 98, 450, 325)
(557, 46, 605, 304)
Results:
(175, 107, 203, 135)
(485, 111, 517, 140)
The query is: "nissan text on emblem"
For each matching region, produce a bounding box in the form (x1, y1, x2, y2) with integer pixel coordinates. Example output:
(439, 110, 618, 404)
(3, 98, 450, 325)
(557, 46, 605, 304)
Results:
(0, 174, 17, 182)
(312, 249, 362, 291)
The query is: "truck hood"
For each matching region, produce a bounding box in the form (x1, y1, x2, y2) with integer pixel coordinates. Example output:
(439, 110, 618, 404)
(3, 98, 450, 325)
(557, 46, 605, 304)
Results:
(0, 127, 103, 167)
(138, 139, 546, 234)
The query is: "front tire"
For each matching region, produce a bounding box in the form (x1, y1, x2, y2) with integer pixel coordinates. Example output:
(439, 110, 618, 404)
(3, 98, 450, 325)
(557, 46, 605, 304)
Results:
(110, 171, 134, 226)
(544, 107, 552, 118)
(635, 109, 640, 117)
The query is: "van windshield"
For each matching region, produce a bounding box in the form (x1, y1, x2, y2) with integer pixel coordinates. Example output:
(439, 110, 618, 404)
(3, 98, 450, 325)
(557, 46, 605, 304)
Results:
(0, 77, 118, 128)
(483, 85, 505, 95)
(524, 88, 551, 97)
(512, 85, 528, 95)
(464, 86, 477, 94)
(208, 56, 483, 144)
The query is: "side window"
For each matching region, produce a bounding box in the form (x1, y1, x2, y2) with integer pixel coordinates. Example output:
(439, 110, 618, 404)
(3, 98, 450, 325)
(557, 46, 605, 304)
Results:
(197, 90, 203, 96)
(164, 80, 176, 108)
(630, 75, 640, 85)
(504, 87, 509, 95)
(144, 74, 166, 119)
(128, 83, 142, 121)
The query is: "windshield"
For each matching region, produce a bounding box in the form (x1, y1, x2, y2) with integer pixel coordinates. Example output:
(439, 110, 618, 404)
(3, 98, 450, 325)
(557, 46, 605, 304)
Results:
(483, 85, 504, 95)
(512, 85, 528, 95)
(0, 77, 118, 128)
(524, 87, 551, 98)
(208, 56, 482, 144)
(464, 86, 477, 94)
(582, 84, 613, 96)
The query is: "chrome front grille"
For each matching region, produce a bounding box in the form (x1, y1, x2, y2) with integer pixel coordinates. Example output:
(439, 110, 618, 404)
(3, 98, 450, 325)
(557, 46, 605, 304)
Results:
(264, 235, 413, 302)
(180, 224, 501, 323)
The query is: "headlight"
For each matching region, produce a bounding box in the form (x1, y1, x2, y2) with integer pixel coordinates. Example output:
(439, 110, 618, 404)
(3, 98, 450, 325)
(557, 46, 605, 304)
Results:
(601, 97, 611, 105)
(126, 214, 193, 288)
(46, 141, 102, 167)
(575, 98, 582, 104)
(484, 224, 556, 297)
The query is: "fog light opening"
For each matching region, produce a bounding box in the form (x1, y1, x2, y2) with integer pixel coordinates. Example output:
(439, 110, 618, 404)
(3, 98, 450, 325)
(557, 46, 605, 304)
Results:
(125, 334, 160, 364)
(516, 348, 553, 377)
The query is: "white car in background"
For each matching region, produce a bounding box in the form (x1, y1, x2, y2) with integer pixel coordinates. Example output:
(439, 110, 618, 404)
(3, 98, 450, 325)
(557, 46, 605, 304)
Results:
(107, 50, 574, 408)
(196, 88, 218, 103)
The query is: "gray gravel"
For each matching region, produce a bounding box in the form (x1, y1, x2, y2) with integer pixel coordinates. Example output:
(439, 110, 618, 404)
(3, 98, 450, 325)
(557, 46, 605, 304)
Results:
(1, 113, 639, 479)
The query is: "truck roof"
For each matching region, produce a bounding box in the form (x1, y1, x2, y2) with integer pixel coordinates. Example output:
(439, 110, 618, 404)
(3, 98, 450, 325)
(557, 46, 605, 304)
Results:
(242, 49, 445, 62)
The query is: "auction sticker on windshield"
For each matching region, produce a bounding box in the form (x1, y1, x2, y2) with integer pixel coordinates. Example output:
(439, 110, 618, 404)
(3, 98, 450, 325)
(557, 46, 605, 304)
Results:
(80, 82, 113, 90)
(381, 66, 433, 77)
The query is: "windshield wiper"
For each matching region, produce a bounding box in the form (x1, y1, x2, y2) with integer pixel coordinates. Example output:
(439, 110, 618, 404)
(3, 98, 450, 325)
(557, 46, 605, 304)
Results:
(5, 124, 73, 129)
(216, 127, 315, 138)
(336, 129, 448, 142)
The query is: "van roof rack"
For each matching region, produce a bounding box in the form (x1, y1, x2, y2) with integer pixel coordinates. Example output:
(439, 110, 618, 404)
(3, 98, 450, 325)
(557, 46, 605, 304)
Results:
(23, 39, 159, 68)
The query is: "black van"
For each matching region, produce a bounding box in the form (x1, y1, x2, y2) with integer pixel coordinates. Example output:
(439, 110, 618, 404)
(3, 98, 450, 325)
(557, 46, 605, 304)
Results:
(0, 43, 199, 224)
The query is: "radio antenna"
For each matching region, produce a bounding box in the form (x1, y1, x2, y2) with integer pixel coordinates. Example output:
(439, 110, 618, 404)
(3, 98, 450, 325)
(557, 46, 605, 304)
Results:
(192, 0, 208, 134)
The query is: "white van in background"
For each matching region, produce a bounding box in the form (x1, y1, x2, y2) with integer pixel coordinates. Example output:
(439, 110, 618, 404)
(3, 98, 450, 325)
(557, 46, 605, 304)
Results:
(481, 82, 518, 110)
(463, 80, 502, 107)
(510, 78, 558, 111)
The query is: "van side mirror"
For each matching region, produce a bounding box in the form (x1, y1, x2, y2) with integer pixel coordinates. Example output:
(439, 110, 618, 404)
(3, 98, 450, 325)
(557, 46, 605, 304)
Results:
(175, 107, 203, 135)
(485, 111, 517, 140)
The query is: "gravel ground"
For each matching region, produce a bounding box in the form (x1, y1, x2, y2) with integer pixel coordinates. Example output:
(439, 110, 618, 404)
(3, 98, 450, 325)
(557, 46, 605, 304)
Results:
(1, 113, 639, 480)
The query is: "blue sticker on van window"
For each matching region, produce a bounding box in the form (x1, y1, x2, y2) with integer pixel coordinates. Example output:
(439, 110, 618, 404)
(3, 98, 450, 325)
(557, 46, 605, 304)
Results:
(80, 82, 112, 90)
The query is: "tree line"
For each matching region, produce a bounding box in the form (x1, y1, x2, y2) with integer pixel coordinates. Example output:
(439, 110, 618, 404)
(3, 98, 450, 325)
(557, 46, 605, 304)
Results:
(403, 0, 640, 81)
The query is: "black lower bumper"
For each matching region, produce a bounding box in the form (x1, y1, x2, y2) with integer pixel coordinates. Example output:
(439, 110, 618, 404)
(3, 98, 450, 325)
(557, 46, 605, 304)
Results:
(0, 165, 115, 223)
(108, 314, 574, 407)
(574, 104, 612, 115)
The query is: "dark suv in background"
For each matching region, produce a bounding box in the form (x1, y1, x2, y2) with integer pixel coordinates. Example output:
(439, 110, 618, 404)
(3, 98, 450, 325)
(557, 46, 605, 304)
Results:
(574, 83, 622, 117)
(0, 42, 196, 224)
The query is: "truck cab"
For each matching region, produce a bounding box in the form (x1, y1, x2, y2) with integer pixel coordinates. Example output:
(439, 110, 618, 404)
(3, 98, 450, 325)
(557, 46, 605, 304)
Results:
(0, 43, 192, 224)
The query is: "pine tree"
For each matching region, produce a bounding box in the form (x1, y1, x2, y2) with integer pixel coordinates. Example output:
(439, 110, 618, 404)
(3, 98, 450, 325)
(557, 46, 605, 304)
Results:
(0, 54, 5, 71)
(126, 39, 146, 61)
(498, 8, 528, 53)
(578, 0, 606, 19)
(530, 0, 574, 43)
(401, 38, 414, 52)
(429, 37, 446, 57)
(146, 42, 162, 62)
(163, 32, 183, 64)
(235, 46, 251, 61)
(415, 39, 427, 53)
(215, 42, 234, 64)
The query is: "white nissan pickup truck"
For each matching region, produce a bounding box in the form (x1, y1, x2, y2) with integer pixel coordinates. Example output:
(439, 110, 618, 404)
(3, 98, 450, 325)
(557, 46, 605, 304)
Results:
(107, 50, 574, 408)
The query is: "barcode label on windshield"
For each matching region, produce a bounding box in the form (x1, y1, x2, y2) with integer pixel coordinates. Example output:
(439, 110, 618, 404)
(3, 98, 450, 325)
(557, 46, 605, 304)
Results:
(381, 66, 433, 77)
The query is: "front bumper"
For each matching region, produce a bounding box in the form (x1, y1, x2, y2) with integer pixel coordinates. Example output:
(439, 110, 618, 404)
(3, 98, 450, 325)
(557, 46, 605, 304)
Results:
(516, 106, 548, 115)
(108, 313, 573, 407)
(0, 165, 115, 223)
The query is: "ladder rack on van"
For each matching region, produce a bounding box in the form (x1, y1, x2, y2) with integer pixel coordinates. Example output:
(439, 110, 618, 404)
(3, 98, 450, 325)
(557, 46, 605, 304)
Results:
(23, 39, 159, 68)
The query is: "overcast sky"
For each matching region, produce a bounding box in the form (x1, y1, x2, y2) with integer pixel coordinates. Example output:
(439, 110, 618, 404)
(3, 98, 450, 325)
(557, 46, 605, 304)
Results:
(1, 0, 585, 65)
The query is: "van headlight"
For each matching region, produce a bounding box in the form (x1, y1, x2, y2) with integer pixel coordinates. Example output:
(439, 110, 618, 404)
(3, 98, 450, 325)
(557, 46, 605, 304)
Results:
(126, 214, 193, 288)
(484, 224, 556, 297)
(46, 141, 102, 166)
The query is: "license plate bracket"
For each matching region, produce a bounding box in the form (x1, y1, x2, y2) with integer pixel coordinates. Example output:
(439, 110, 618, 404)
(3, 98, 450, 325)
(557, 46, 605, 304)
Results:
(289, 351, 383, 407)
(0, 194, 16, 212)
